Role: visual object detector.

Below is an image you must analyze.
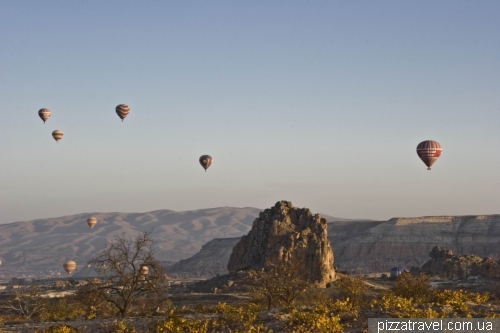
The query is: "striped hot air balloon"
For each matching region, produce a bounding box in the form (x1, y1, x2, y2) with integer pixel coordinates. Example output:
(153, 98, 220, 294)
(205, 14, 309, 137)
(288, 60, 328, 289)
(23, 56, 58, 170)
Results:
(52, 130, 64, 143)
(199, 155, 212, 172)
(38, 108, 51, 124)
(115, 104, 130, 122)
(416, 140, 442, 170)
(87, 217, 97, 229)
(63, 260, 76, 275)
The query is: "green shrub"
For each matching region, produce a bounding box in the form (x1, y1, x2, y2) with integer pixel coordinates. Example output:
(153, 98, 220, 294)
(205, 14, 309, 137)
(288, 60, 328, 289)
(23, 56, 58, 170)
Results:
(38, 298, 85, 321)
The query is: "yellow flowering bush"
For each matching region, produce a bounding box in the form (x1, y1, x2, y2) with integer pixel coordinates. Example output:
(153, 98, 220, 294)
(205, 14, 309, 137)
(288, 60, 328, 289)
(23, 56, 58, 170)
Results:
(38, 325, 82, 333)
(101, 321, 137, 333)
(287, 307, 343, 333)
(148, 317, 212, 333)
(371, 293, 445, 318)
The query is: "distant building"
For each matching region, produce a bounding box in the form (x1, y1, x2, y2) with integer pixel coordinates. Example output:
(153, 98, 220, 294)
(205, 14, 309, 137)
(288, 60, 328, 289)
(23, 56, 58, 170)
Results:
(390, 266, 407, 278)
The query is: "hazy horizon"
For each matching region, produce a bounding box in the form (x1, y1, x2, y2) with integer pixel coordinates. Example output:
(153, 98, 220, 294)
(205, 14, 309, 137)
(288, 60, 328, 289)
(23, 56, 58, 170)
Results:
(1, 1, 499, 223)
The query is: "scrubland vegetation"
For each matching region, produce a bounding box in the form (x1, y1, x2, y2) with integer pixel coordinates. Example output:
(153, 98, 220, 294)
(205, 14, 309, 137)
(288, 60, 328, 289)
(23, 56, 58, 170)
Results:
(1, 233, 498, 332)
(0, 271, 499, 333)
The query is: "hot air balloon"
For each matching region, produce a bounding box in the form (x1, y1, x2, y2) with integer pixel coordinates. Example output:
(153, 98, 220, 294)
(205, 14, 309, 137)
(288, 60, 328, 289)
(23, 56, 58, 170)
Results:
(416, 140, 442, 170)
(115, 104, 130, 122)
(141, 266, 149, 275)
(52, 130, 64, 143)
(38, 108, 51, 124)
(87, 217, 97, 229)
(63, 260, 76, 275)
(199, 155, 212, 172)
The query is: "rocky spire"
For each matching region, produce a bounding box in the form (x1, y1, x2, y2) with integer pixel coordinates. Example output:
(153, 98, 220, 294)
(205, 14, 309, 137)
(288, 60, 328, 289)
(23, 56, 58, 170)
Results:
(227, 201, 335, 286)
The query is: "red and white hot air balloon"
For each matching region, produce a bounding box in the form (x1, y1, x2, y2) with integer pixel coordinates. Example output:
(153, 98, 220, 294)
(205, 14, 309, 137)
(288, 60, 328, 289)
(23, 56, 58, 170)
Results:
(416, 140, 442, 170)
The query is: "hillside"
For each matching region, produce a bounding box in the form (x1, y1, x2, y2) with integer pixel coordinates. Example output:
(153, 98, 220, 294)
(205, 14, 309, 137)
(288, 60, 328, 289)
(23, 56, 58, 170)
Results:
(0, 207, 261, 278)
(0, 207, 347, 278)
(167, 215, 500, 277)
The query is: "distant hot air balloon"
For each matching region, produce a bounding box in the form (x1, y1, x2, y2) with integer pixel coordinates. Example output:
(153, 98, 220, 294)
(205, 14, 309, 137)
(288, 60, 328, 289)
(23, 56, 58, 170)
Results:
(87, 217, 97, 229)
(63, 260, 76, 275)
(52, 130, 64, 143)
(0, 259, 2, 266)
(416, 140, 442, 170)
(38, 108, 51, 124)
(199, 155, 212, 172)
(115, 104, 130, 122)
(141, 266, 149, 275)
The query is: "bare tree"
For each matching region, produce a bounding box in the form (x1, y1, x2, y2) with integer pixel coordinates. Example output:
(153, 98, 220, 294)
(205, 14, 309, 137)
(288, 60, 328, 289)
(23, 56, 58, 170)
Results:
(0, 281, 46, 319)
(78, 231, 167, 317)
(245, 259, 310, 310)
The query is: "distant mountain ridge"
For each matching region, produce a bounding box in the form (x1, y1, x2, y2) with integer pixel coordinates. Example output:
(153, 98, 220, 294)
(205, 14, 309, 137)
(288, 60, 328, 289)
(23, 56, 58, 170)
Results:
(5, 207, 496, 279)
(0, 207, 350, 278)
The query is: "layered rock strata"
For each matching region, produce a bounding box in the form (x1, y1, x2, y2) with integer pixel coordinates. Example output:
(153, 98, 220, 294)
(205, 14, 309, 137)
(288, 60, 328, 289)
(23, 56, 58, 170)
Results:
(167, 215, 500, 278)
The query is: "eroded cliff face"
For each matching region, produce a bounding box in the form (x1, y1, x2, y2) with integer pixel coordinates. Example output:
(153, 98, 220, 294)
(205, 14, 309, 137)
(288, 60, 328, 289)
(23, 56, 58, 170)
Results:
(330, 215, 500, 273)
(166, 214, 500, 277)
(227, 201, 335, 286)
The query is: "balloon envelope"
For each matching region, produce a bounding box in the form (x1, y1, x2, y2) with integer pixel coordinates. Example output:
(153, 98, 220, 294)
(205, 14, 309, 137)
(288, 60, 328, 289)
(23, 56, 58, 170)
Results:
(416, 140, 442, 170)
(52, 130, 64, 143)
(87, 217, 97, 229)
(63, 260, 76, 275)
(38, 108, 51, 124)
(199, 155, 212, 172)
(115, 104, 130, 122)
(141, 266, 149, 275)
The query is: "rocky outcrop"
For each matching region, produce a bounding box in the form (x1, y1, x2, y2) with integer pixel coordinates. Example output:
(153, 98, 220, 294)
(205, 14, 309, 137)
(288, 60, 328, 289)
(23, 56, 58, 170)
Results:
(421, 246, 500, 280)
(227, 201, 335, 286)
(471, 258, 500, 279)
(167, 238, 241, 278)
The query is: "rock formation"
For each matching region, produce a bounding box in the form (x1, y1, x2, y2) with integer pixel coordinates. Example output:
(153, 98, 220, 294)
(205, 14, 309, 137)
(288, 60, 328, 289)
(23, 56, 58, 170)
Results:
(421, 246, 500, 280)
(168, 238, 241, 278)
(160, 214, 500, 278)
(471, 257, 500, 279)
(227, 201, 335, 286)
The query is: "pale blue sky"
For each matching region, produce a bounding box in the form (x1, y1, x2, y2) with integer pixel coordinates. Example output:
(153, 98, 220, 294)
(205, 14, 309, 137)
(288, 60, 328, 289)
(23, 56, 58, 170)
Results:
(1, 1, 499, 223)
